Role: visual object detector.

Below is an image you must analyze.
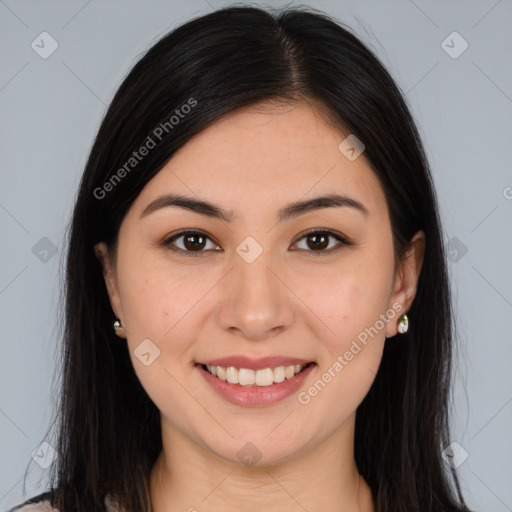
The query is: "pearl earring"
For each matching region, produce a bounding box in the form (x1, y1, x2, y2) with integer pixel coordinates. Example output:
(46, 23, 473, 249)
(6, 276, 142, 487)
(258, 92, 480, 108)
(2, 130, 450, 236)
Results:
(113, 319, 125, 338)
(397, 314, 409, 334)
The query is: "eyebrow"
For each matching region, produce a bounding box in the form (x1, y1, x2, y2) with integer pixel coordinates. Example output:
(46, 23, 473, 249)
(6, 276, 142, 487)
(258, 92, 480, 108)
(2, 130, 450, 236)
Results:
(140, 193, 369, 222)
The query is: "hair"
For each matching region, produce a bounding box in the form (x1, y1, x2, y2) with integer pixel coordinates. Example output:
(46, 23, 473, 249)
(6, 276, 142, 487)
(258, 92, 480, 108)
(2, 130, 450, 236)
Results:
(17, 4, 472, 512)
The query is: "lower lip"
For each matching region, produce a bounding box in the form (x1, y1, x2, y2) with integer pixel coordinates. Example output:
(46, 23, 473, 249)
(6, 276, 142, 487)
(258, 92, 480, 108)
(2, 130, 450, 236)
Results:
(196, 363, 316, 407)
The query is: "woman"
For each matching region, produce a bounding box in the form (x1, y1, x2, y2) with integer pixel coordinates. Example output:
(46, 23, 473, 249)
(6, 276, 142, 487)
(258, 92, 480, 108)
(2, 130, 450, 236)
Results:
(10, 5, 472, 512)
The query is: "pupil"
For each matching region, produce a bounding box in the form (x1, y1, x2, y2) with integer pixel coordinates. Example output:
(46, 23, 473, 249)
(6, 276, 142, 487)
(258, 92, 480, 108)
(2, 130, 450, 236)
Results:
(308, 233, 328, 251)
(184, 233, 206, 251)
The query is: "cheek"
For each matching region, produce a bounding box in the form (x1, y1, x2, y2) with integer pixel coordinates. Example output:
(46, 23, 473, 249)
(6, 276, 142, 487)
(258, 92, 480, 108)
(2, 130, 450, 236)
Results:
(300, 244, 393, 392)
(115, 257, 210, 415)
(297, 271, 389, 428)
(302, 251, 393, 337)
(319, 280, 388, 379)
(117, 251, 214, 340)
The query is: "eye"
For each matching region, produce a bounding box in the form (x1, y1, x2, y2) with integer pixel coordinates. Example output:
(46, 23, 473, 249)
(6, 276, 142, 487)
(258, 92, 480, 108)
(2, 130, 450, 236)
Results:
(291, 228, 351, 255)
(162, 230, 221, 256)
(162, 228, 351, 257)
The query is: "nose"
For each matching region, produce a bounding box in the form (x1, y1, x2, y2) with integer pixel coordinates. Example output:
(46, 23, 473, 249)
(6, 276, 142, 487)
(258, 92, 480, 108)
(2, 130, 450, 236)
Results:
(216, 252, 295, 341)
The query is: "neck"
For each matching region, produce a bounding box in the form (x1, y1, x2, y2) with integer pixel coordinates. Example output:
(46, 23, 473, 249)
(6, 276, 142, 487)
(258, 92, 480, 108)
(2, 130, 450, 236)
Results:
(149, 414, 374, 512)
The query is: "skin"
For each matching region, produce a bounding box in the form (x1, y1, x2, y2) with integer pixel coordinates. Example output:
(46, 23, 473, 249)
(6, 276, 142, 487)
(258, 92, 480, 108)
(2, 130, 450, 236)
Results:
(95, 100, 424, 512)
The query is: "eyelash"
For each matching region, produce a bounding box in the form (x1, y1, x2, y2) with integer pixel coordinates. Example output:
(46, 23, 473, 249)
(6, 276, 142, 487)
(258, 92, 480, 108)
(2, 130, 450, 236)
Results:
(161, 228, 352, 257)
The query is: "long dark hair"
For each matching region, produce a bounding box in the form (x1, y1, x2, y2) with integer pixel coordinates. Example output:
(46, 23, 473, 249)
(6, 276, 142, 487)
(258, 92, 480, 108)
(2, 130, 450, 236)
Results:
(19, 5, 471, 512)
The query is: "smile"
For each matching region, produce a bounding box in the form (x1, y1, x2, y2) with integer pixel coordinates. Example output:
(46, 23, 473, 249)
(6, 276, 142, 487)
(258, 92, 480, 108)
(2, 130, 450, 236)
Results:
(203, 363, 311, 386)
(196, 362, 316, 407)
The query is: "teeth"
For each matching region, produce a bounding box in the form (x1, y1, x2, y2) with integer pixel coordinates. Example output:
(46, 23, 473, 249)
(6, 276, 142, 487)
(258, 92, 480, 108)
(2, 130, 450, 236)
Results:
(226, 367, 238, 384)
(217, 366, 227, 381)
(204, 363, 308, 386)
(238, 368, 255, 386)
(285, 365, 295, 379)
(273, 366, 285, 383)
(255, 368, 274, 386)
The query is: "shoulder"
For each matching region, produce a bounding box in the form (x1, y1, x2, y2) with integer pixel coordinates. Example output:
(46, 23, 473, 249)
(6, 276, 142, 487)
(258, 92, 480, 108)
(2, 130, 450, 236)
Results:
(7, 492, 121, 512)
(6, 492, 57, 512)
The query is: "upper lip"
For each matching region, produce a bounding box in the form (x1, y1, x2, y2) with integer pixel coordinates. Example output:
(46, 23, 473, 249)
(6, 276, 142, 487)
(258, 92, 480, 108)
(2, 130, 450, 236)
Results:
(198, 355, 313, 370)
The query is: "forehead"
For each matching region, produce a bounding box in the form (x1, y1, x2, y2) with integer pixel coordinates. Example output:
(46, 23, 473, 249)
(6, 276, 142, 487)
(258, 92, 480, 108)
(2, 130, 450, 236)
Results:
(131, 101, 387, 219)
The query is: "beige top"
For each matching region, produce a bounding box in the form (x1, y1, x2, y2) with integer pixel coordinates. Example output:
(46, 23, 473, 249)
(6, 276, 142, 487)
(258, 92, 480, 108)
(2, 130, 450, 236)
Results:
(8, 493, 121, 512)
(8, 503, 58, 512)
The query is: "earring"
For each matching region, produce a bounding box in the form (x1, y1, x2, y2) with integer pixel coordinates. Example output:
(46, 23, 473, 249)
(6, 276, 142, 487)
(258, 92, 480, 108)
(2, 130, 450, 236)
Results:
(397, 314, 409, 334)
(113, 319, 126, 338)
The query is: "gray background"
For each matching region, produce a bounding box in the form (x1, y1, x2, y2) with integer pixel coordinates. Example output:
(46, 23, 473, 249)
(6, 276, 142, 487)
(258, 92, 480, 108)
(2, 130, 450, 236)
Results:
(1, 0, 511, 510)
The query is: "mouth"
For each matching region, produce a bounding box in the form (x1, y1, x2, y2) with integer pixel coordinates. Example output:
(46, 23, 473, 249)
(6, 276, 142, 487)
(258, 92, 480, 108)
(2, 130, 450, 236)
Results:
(195, 361, 317, 407)
(200, 362, 314, 387)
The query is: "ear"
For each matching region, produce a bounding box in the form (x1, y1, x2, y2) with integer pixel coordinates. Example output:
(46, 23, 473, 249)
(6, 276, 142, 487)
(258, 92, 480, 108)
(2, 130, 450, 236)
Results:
(94, 242, 125, 329)
(385, 230, 425, 338)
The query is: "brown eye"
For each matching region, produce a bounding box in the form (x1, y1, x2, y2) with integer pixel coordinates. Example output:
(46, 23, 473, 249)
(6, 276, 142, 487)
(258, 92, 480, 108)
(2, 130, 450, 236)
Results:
(182, 233, 207, 251)
(163, 231, 221, 255)
(305, 232, 330, 251)
(293, 229, 350, 254)
(163, 228, 350, 257)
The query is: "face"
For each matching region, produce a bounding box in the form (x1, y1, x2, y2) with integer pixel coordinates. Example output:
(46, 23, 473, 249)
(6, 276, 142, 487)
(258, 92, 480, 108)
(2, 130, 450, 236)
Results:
(96, 100, 424, 467)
